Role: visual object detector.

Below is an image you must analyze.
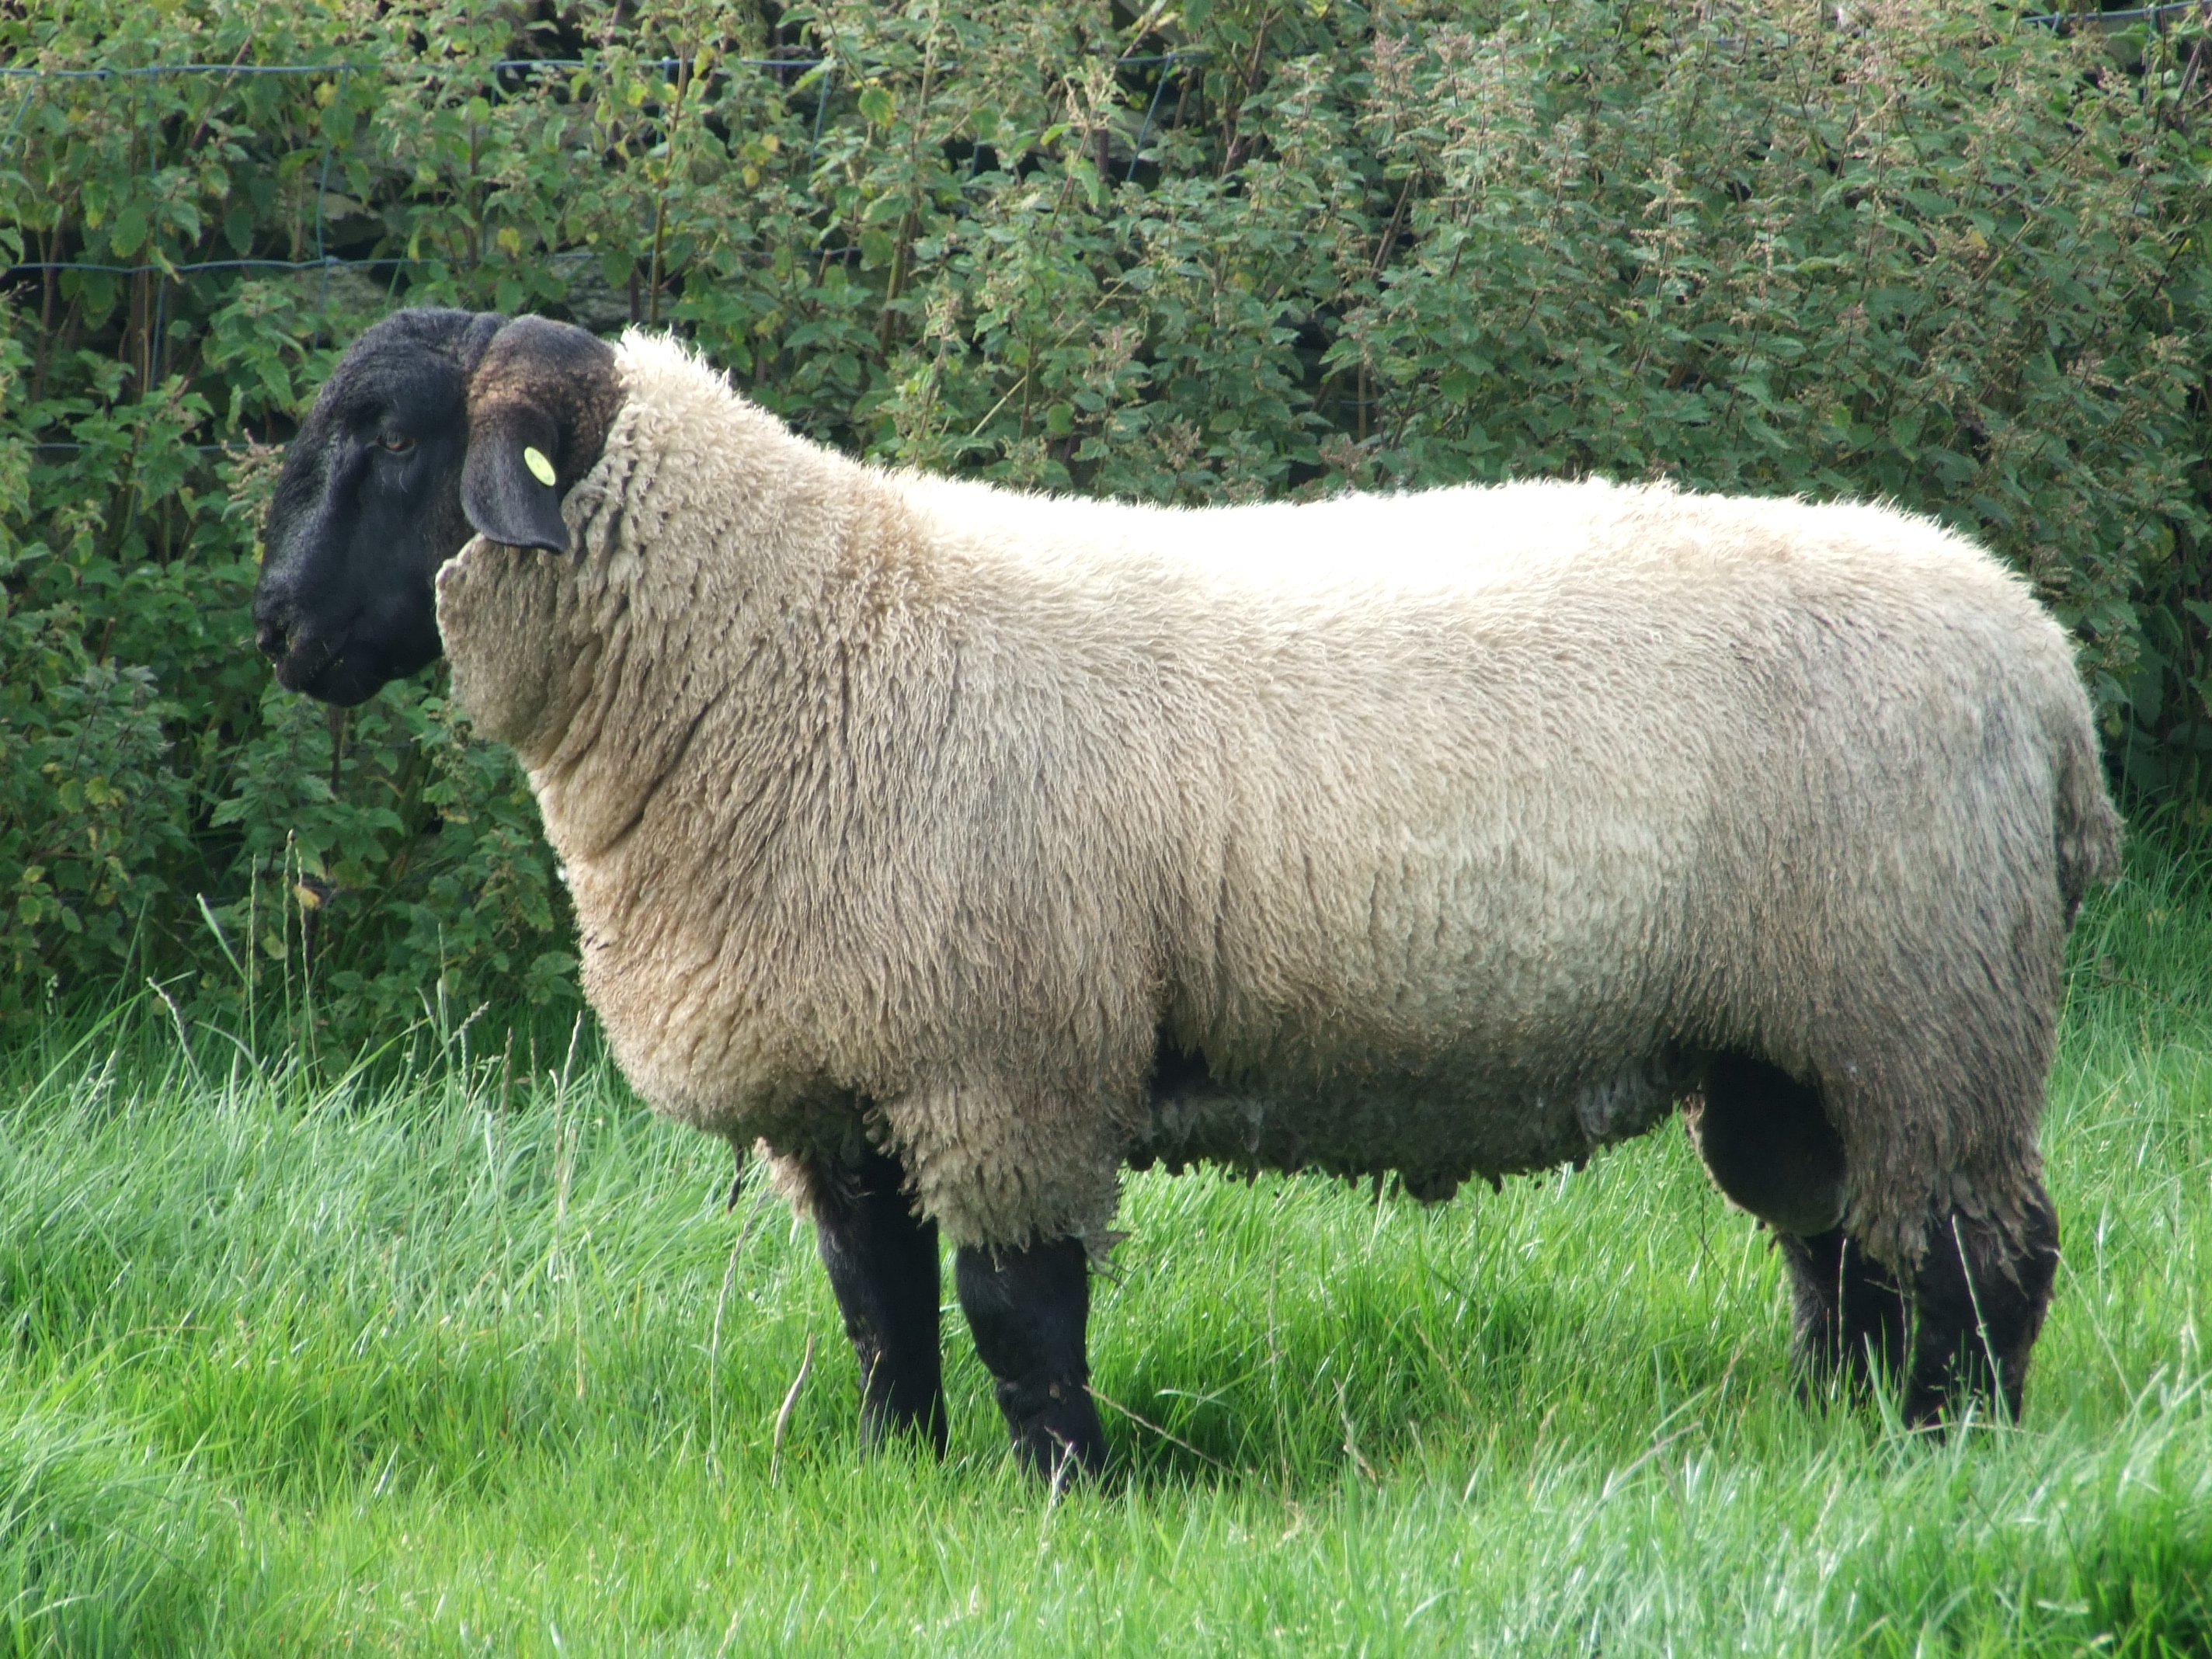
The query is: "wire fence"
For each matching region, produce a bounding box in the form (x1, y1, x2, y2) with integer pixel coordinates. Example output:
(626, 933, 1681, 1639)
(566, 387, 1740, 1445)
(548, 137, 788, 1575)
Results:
(3, 8, 2197, 415)
(2, 39, 1223, 416)
(5, 0, 2199, 312)
(2020, 1, 2211, 26)
(2, 46, 1213, 303)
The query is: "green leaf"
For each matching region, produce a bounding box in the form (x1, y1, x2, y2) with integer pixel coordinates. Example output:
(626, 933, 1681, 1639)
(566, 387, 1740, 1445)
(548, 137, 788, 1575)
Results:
(108, 204, 148, 259)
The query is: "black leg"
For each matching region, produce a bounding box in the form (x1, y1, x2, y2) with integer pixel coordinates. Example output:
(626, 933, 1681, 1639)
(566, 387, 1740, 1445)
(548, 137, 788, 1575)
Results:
(955, 1236, 1108, 1479)
(812, 1146, 947, 1456)
(1777, 1225, 1909, 1397)
(1902, 1184, 2060, 1427)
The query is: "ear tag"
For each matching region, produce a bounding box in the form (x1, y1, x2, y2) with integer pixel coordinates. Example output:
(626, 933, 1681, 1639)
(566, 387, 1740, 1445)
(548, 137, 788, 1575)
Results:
(523, 445, 557, 487)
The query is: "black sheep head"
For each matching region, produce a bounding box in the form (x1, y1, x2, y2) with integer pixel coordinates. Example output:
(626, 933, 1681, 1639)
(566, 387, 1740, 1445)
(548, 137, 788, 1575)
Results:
(252, 309, 621, 706)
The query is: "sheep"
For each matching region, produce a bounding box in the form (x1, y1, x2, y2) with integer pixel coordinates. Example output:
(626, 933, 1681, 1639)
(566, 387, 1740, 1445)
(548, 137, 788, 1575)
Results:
(253, 308, 2123, 1476)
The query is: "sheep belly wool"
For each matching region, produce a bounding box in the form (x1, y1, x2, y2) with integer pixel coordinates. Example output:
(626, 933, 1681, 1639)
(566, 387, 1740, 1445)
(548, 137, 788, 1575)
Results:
(434, 331, 2120, 1271)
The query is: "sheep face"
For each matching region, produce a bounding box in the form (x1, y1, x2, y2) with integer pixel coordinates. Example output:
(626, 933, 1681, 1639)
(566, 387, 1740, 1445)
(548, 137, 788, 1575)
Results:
(254, 311, 621, 706)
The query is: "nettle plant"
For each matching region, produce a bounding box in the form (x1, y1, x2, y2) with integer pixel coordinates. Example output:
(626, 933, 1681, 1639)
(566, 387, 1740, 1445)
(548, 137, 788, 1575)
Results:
(0, 0, 2205, 1045)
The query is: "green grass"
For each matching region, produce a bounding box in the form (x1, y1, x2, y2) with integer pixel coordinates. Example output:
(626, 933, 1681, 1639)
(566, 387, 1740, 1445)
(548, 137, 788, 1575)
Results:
(1, 836, 2208, 1655)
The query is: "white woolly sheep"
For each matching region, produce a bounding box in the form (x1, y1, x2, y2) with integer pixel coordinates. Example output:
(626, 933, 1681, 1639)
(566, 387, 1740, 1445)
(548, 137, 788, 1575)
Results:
(253, 310, 2122, 1475)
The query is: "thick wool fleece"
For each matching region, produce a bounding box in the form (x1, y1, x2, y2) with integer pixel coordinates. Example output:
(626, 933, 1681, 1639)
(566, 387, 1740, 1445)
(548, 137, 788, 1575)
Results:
(435, 331, 2120, 1269)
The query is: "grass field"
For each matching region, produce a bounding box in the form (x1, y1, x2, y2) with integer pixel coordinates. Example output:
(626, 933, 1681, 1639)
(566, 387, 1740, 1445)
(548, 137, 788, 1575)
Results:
(0, 837, 2207, 1656)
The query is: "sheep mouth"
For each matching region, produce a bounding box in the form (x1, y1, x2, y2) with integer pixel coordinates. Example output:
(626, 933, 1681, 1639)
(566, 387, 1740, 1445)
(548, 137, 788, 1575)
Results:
(270, 629, 389, 708)
(296, 651, 395, 708)
(266, 628, 343, 695)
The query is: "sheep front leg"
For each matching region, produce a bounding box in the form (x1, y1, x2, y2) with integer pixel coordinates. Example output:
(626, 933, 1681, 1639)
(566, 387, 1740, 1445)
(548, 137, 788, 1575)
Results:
(955, 1236, 1109, 1480)
(812, 1147, 948, 1456)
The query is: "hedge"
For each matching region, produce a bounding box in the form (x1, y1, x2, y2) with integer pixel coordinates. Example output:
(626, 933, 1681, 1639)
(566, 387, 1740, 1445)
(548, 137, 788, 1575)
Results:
(2, 0, 2207, 1043)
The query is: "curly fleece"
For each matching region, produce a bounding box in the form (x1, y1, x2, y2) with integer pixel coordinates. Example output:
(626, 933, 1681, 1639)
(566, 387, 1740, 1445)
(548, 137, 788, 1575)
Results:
(433, 330, 2121, 1269)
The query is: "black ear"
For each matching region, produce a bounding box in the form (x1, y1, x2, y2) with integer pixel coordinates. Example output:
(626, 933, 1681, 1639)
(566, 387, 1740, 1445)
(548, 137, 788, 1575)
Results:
(458, 310, 506, 374)
(459, 315, 624, 555)
(461, 405, 573, 551)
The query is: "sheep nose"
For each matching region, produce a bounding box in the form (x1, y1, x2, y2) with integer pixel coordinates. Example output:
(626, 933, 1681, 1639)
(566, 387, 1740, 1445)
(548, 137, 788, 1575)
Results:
(256, 619, 289, 662)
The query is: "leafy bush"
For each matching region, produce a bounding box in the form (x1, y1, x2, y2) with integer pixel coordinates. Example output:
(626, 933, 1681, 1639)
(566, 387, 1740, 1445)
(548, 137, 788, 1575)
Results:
(2, 0, 2207, 1044)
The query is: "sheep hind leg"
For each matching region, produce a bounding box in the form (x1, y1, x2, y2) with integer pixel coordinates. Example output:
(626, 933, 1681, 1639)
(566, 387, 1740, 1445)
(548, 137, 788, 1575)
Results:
(1775, 1226, 1908, 1399)
(955, 1236, 1109, 1480)
(1902, 1181, 2060, 1428)
(812, 1146, 948, 1456)
(1688, 1053, 1908, 1394)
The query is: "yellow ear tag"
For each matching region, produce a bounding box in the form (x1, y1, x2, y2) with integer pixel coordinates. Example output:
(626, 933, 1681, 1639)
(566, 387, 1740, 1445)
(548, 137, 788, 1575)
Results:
(523, 445, 557, 486)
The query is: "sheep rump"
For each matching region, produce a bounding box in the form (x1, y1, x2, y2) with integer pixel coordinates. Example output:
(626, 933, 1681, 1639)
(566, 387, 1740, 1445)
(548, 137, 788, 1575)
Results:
(433, 330, 2119, 1274)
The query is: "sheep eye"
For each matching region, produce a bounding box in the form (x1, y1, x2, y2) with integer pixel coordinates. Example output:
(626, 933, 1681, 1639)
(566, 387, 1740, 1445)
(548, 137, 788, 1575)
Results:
(379, 433, 416, 454)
